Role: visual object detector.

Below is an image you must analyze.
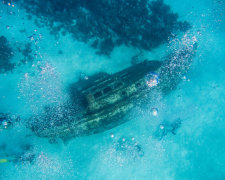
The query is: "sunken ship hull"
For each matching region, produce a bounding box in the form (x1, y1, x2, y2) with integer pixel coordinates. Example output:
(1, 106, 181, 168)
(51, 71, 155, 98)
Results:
(29, 44, 197, 140)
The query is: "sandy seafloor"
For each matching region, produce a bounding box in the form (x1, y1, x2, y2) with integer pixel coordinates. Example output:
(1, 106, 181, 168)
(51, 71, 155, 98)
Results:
(0, 0, 225, 179)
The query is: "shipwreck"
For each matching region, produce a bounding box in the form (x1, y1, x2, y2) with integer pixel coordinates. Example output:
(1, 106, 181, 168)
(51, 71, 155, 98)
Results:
(29, 43, 197, 141)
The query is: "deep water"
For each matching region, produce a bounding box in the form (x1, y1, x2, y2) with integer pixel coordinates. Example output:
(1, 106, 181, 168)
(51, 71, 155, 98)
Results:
(0, 0, 225, 179)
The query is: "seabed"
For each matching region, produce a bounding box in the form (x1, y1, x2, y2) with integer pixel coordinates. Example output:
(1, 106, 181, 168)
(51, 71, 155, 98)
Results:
(0, 0, 225, 179)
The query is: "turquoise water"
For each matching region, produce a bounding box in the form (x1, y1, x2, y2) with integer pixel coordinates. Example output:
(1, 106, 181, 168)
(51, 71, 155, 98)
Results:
(0, 0, 225, 179)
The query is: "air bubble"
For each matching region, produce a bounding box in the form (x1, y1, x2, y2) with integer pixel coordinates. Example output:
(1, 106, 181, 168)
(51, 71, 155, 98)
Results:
(151, 108, 158, 116)
(110, 133, 114, 138)
(84, 76, 88, 80)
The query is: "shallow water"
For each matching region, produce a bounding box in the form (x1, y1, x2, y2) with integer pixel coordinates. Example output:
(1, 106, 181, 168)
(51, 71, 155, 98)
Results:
(0, 0, 225, 179)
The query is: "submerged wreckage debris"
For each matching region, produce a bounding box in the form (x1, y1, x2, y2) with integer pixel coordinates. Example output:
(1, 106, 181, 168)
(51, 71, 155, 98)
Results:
(29, 43, 197, 140)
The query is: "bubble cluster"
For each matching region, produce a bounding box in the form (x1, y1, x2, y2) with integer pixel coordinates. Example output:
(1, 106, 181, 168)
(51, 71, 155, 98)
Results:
(145, 72, 160, 88)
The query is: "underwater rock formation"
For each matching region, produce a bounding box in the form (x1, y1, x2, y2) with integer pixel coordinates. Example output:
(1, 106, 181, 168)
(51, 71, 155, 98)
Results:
(28, 43, 197, 140)
(10, 0, 191, 55)
(0, 36, 14, 73)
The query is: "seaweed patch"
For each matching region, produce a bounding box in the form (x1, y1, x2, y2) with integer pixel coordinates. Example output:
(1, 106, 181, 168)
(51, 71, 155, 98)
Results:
(17, 42, 35, 65)
(10, 0, 191, 56)
(0, 36, 14, 73)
